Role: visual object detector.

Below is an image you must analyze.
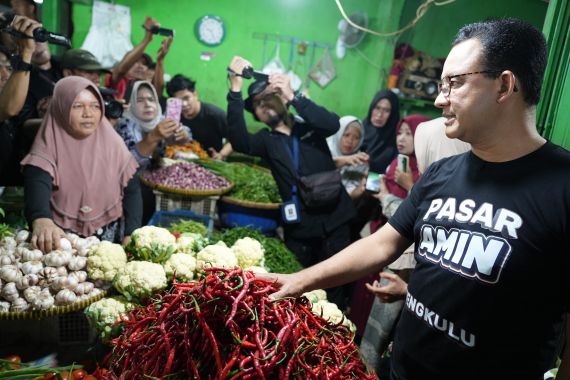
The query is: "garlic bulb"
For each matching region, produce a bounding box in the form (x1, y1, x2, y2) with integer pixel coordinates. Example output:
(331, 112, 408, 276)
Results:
(11, 297, 29, 312)
(67, 256, 87, 271)
(15, 230, 29, 244)
(32, 288, 54, 310)
(0, 265, 21, 282)
(21, 260, 43, 275)
(37, 267, 58, 286)
(1, 236, 16, 250)
(0, 255, 12, 265)
(21, 249, 43, 262)
(16, 274, 39, 290)
(85, 236, 100, 247)
(55, 289, 77, 305)
(51, 276, 78, 292)
(1, 282, 19, 302)
(15, 244, 33, 259)
(59, 238, 73, 253)
(0, 301, 10, 312)
(43, 250, 70, 267)
(68, 271, 87, 283)
(56, 266, 68, 277)
(66, 233, 81, 248)
(23, 285, 41, 302)
(74, 281, 94, 295)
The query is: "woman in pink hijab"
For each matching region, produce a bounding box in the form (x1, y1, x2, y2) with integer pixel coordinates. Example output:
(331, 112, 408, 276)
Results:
(21, 76, 141, 253)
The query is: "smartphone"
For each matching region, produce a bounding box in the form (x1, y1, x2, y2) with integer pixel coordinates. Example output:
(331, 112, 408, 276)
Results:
(365, 172, 382, 193)
(397, 154, 409, 172)
(165, 97, 183, 123)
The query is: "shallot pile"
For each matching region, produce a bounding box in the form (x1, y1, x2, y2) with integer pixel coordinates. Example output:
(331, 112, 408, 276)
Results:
(107, 268, 376, 379)
(142, 162, 231, 191)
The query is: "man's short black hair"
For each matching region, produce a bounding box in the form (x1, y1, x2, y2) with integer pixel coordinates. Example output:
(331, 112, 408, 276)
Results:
(453, 18, 547, 105)
(166, 74, 196, 97)
(0, 46, 11, 60)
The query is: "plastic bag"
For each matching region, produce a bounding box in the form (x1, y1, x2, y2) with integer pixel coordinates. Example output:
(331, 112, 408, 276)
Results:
(309, 49, 336, 88)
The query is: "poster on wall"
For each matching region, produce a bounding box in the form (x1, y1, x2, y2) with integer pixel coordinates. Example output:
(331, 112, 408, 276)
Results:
(81, 0, 133, 68)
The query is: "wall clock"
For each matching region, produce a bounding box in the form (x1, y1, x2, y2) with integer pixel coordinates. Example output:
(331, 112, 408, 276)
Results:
(195, 15, 225, 47)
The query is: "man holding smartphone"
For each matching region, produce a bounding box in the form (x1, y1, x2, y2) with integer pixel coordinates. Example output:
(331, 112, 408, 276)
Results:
(265, 19, 570, 380)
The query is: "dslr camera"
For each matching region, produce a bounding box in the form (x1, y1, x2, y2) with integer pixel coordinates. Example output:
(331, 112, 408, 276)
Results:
(99, 87, 124, 119)
(227, 66, 269, 81)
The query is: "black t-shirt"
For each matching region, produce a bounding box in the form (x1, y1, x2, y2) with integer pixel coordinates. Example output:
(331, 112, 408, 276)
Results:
(388, 142, 570, 380)
(18, 59, 63, 123)
(181, 102, 228, 152)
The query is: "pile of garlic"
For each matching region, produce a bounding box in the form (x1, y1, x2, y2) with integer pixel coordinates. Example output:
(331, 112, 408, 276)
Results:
(0, 230, 104, 313)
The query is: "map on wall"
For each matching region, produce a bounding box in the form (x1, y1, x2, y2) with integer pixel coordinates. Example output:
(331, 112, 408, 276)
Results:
(81, 0, 133, 68)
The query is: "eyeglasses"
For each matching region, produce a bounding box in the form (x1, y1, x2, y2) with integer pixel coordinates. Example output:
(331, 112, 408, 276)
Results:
(437, 70, 502, 97)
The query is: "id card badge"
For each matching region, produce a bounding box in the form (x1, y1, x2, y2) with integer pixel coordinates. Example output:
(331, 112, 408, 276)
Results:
(281, 195, 301, 224)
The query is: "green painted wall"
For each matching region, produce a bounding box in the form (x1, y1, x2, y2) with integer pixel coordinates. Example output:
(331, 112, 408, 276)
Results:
(397, 0, 548, 58)
(70, 0, 405, 130)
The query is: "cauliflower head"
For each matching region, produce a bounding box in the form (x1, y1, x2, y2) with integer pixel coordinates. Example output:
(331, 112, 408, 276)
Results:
(231, 237, 265, 268)
(196, 242, 238, 273)
(163, 253, 196, 282)
(312, 300, 356, 333)
(302, 289, 328, 304)
(176, 233, 206, 254)
(127, 226, 177, 263)
(113, 261, 167, 301)
(84, 296, 136, 341)
(87, 241, 128, 282)
(244, 266, 268, 274)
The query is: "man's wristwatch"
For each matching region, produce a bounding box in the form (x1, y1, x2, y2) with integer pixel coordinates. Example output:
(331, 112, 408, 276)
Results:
(286, 92, 305, 108)
(10, 55, 32, 72)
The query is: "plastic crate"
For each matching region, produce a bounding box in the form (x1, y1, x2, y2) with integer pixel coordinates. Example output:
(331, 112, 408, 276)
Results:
(218, 199, 279, 235)
(153, 190, 219, 219)
(148, 209, 214, 238)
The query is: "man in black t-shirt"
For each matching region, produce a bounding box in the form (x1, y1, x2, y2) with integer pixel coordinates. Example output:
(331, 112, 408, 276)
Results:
(166, 74, 232, 159)
(267, 19, 570, 380)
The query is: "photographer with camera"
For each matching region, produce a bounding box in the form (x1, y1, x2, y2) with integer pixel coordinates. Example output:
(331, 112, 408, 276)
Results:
(226, 56, 356, 310)
(106, 16, 173, 100)
(0, 14, 40, 186)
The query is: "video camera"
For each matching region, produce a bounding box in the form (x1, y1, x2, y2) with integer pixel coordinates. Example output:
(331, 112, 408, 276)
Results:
(143, 24, 175, 37)
(99, 87, 124, 120)
(0, 12, 71, 48)
(227, 66, 269, 81)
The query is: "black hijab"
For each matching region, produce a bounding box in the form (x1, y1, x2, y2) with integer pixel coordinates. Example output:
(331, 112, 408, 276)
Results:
(362, 90, 400, 173)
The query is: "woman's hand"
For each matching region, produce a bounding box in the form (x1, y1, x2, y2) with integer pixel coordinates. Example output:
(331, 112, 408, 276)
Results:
(350, 176, 367, 200)
(371, 174, 389, 203)
(342, 152, 369, 167)
(149, 118, 178, 142)
(31, 218, 65, 253)
(365, 271, 408, 303)
(173, 124, 189, 144)
(395, 160, 414, 192)
(228, 56, 253, 92)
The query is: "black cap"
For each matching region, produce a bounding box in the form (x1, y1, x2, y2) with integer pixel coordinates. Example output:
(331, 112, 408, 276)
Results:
(244, 79, 269, 113)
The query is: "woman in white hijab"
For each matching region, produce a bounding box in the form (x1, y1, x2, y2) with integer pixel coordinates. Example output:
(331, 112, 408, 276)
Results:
(326, 115, 369, 198)
(115, 80, 190, 170)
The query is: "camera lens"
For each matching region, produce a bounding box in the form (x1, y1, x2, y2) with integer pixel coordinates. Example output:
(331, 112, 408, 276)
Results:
(105, 100, 124, 119)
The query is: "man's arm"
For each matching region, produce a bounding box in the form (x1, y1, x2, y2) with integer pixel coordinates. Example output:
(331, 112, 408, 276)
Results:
(268, 223, 411, 298)
(555, 315, 570, 380)
(151, 36, 172, 97)
(110, 17, 158, 85)
(0, 16, 38, 122)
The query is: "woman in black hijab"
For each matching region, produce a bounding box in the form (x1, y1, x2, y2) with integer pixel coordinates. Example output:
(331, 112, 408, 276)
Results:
(362, 90, 400, 173)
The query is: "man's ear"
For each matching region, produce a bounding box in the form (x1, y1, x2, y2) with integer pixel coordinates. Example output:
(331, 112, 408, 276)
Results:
(497, 70, 518, 103)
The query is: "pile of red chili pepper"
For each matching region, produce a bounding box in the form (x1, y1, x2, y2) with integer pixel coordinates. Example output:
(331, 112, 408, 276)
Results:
(105, 267, 377, 379)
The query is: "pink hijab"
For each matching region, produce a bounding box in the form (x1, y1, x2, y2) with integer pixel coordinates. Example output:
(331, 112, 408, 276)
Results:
(384, 114, 431, 199)
(21, 76, 138, 237)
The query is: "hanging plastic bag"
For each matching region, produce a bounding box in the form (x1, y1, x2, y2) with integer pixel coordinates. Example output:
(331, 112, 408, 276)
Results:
(262, 42, 286, 75)
(309, 48, 336, 88)
(81, 1, 133, 68)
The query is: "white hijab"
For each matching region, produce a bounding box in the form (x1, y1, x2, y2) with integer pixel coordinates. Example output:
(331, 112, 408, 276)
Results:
(123, 80, 163, 132)
(327, 115, 364, 158)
